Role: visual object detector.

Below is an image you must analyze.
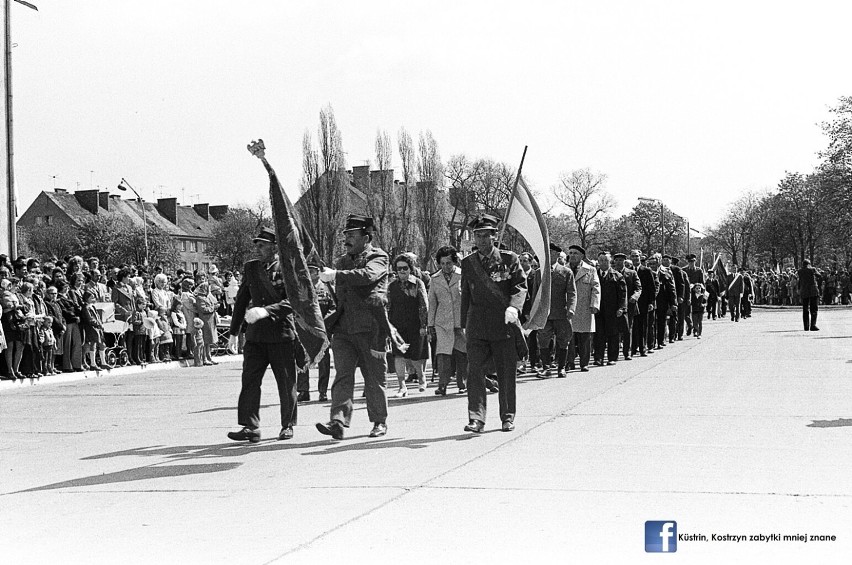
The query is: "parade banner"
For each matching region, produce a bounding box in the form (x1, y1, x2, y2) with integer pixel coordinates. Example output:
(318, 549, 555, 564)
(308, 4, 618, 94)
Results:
(712, 254, 729, 296)
(504, 173, 550, 330)
(248, 140, 329, 370)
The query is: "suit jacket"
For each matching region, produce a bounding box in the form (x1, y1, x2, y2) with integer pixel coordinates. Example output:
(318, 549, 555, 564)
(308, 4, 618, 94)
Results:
(655, 268, 678, 310)
(230, 259, 296, 343)
(727, 273, 744, 297)
(569, 261, 601, 333)
(619, 267, 642, 316)
(680, 269, 692, 305)
(684, 265, 705, 286)
(635, 265, 658, 314)
(428, 267, 465, 355)
(596, 268, 627, 335)
(797, 266, 820, 298)
(521, 267, 539, 322)
(328, 244, 389, 336)
(670, 265, 686, 302)
(542, 262, 577, 320)
(460, 247, 527, 341)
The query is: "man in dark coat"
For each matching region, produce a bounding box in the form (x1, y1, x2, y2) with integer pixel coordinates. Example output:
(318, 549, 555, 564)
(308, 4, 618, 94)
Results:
(649, 254, 678, 348)
(316, 214, 390, 440)
(668, 256, 688, 340)
(535, 242, 577, 378)
(682, 254, 704, 334)
(613, 252, 641, 360)
(460, 214, 527, 433)
(227, 227, 300, 443)
(630, 250, 658, 356)
(593, 252, 627, 366)
(519, 251, 539, 373)
(798, 259, 821, 331)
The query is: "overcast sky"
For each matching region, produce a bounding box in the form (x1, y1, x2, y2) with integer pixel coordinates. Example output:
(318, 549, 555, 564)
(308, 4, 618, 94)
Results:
(11, 0, 852, 231)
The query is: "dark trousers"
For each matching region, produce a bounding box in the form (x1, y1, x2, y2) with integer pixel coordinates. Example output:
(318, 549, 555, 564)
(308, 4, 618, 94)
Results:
(683, 300, 693, 334)
(526, 330, 539, 368)
(621, 311, 634, 357)
(437, 349, 467, 390)
(728, 293, 741, 321)
(568, 332, 592, 369)
(802, 296, 819, 330)
(593, 331, 619, 362)
(297, 351, 331, 395)
(707, 298, 717, 319)
(467, 336, 517, 424)
(632, 310, 648, 354)
(330, 332, 388, 427)
(677, 302, 688, 338)
(646, 309, 657, 350)
(237, 341, 298, 429)
(742, 295, 752, 317)
(691, 312, 703, 336)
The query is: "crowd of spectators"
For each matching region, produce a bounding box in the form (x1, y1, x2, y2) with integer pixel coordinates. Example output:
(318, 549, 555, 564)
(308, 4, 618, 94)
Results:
(0, 253, 241, 380)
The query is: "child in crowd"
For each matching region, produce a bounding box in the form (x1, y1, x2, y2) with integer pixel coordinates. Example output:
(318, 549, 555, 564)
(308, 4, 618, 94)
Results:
(156, 308, 173, 362)
(192, 317, 205, 367)
(131, 299, 148, 365)
(170, 298, 188, 360)
(691, 283, 707, 339)
(41, 315, 57, 375)
(80, 290, 107, 370)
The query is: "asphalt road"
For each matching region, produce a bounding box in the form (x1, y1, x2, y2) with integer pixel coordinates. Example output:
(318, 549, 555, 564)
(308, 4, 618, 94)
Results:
(2, 307, 851, 564)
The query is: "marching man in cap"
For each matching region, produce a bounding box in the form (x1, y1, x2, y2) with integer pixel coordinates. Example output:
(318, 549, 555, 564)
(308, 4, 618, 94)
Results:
(535, 242, 576, 378)
(226, 227, 300, 443)
(565, 244, 600, 372)
(460, 214, 527, 433)
(316, 214, 390, 440)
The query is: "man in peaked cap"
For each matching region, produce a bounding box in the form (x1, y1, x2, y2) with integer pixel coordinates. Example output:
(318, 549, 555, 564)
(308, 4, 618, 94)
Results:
(460, 213, 527, 433)
(316, 213, 390, 440)
(566, 244, 600, 372)
(227, 226, 300, 444)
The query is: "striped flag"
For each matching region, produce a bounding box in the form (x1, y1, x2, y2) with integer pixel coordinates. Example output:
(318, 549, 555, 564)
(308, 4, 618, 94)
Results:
(504, 174, 550, 330)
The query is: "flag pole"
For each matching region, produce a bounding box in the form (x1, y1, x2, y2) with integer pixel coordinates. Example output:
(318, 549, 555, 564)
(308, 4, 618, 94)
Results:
(498, 145, 528, 248)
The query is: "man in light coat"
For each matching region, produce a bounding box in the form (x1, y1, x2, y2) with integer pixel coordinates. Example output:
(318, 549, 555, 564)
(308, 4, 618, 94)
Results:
(428, 245, 467, 396)
(566, 244, 600, 372)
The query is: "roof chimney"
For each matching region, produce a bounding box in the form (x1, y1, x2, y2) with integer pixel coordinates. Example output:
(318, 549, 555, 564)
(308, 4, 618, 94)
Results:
(157, 197, 178, 224)
(193, 203, 209, 221)
(209, 205, 229, 220)
(74, 189, 100, 215)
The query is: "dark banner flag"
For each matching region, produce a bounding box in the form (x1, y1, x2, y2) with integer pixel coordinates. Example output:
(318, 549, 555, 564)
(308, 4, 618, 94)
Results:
(248, 139, 329, 370)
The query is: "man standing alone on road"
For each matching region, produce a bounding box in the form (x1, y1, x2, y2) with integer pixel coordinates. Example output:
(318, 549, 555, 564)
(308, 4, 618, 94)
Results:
(460, 214, 527, 433)
(798, 259, 821, 331)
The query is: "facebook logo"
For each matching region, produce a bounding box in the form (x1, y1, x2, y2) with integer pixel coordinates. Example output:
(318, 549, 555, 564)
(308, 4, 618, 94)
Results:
(645, 521, 677, 553)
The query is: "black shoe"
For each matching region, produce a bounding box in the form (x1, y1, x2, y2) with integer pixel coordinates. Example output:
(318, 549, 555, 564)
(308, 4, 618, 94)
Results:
(464, 419, 485, 433)
(536, 370, 552, 379)
(316, 421, 344, 440)
(297, 391, 310, 402)
(580, 366, 589, 372)
(593, 360, 604, 366)
(458, 387, 467, 394)
(811, 326, 820, 331)
(606, 361, 616, 366)
(502, 420, 515, 432)
(278, 426, 294, 440)
(406, 374, 418, 383)
(556, 368, 566, 378)
(640, 351, 648, 357)
(567, 364, 576, 371)
(319, 393, 328, 402)
(686, 328, 692, 336)
(228, 427, 260, 443)
(369, 422, 387, 437)
(624, 356, 632, 361)
(434, 386, 447, 396)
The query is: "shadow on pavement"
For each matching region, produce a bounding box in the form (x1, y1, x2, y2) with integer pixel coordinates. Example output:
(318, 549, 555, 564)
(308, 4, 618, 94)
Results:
(9, 462, 243, 494)
(807, 418, 852, 428)
(81, 440, 335, 462)
(189, 403, 279, 414)
(813, 336, 852, 339)
(305, 433, 480, 455)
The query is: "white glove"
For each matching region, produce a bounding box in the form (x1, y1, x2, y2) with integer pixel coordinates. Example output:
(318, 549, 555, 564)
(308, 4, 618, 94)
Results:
(504, 306, 519, 325)
(227, 335, 239, 354)
(319, 268, 337, 283)
(244, 307, 269, 324)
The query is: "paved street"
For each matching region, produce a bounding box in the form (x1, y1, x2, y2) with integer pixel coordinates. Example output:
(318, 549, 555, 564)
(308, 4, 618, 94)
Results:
(2, 307, 851, 564)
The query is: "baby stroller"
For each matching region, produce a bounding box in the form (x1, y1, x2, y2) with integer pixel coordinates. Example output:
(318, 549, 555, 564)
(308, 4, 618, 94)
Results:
(97, 302, 130, 368)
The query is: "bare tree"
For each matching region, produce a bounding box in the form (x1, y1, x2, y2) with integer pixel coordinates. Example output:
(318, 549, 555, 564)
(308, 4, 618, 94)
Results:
(552, 168, 615, 249)
(297, 104, 347, 265)
(361, 129, 396, 252)
(415, 130, 446, 268)
(444, 154, 481, 248)
(393, 127, 417, 256)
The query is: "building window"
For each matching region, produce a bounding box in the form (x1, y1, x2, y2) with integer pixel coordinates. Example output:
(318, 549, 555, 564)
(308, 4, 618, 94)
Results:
(191, 240, 198, 252)
(35, 216, 43, 225)
(199, 241, 205, 253)
(182, 262, 188, 271)
(181, 240, 187, 252)
(45, 215, 53, 226)
(192, 262, 199, 272)
(202, 262, 209, 272)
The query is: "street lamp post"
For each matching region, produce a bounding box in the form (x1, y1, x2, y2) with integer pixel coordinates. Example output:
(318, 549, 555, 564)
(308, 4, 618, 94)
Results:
(117, 178, 149, 266)
(638, 197, 664, 255)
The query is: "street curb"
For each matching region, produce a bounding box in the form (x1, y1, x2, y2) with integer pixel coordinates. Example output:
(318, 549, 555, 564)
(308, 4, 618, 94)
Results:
(0, 354, 244, 392)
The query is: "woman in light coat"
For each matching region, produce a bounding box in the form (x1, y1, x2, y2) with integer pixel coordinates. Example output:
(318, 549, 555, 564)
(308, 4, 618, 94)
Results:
(427, 245, 467, 395)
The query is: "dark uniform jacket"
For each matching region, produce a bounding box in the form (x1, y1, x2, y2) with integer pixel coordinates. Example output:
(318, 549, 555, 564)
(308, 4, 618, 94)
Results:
(684, 265, 705, 286)
(655, 268, 678, 311)
(636, 265, 658, 314)
(671, 265, 686, 302)
(596, 268, 627, 335)
(460, 247, 527, 341)
(230, 259, 296, 343)
(619, 267, 642, 316)
(797, 265, 820, 298)
(536, 263, 576, 320)
(328, 244, 389, 336)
